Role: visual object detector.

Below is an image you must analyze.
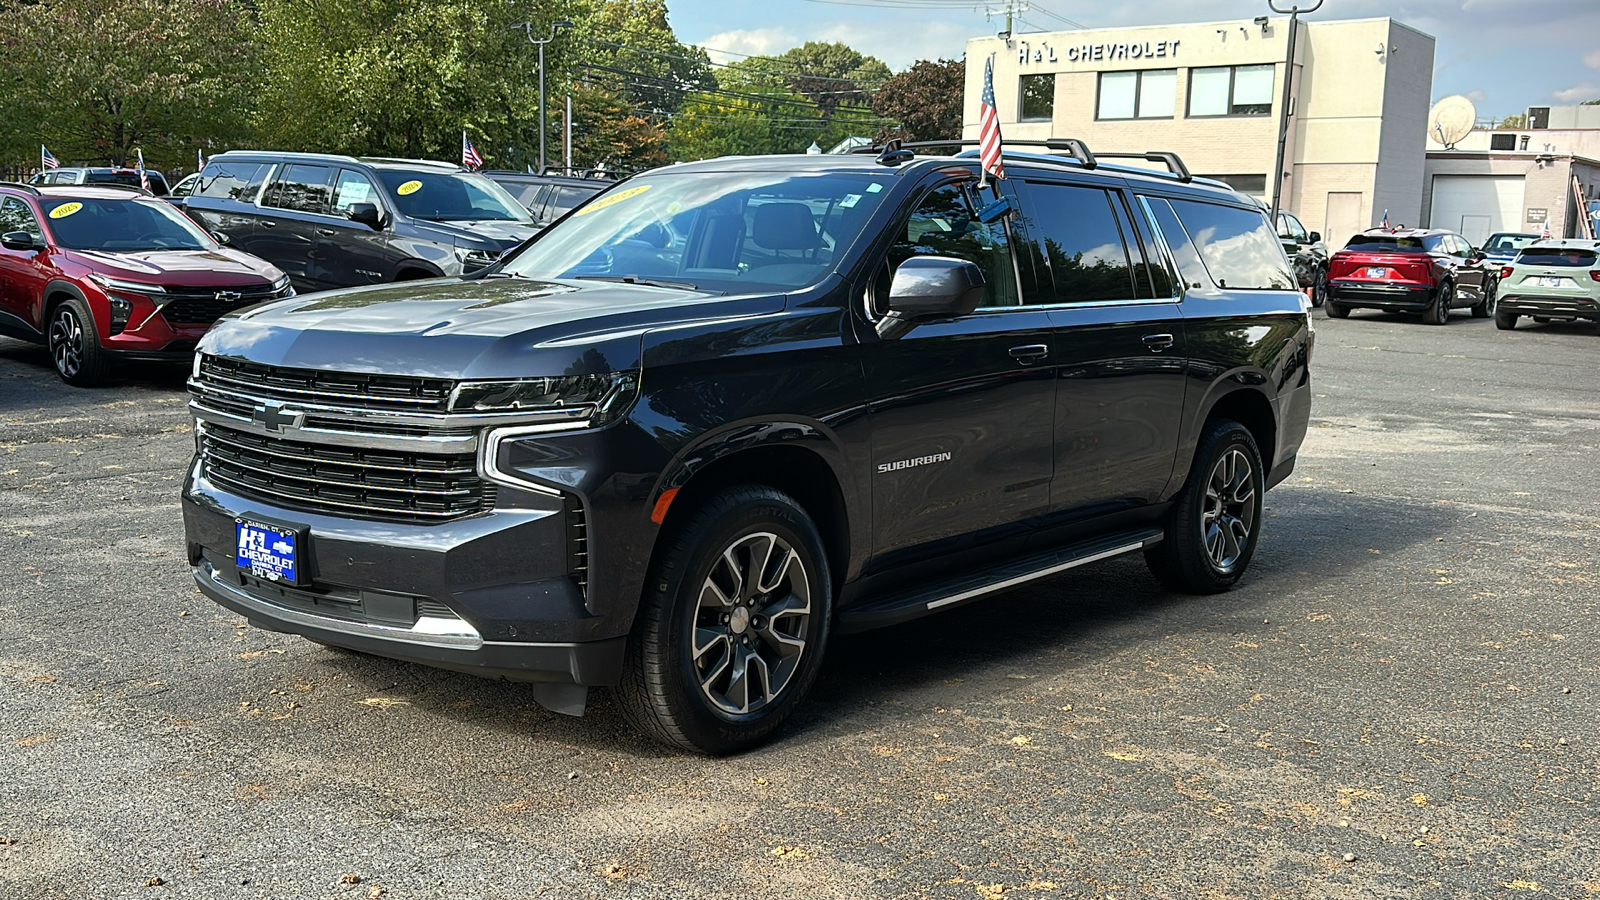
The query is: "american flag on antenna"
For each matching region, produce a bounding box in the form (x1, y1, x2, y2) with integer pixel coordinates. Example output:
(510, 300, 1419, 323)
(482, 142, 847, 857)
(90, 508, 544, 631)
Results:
(135, 148, 150, 192)
(41, 145, 60, 170)
(978, 55, 1005, 182)
(462, 132, 483, 170)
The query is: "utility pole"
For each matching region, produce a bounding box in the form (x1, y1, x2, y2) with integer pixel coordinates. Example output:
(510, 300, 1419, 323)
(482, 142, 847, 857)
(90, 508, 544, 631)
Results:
(1266, 0, 1323, 222)
(517, 20, 573, 174)
(564, 95, 573, 176)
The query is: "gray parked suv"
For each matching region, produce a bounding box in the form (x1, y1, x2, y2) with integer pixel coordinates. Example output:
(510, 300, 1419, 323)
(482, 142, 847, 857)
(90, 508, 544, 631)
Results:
(179, 152, 538, 293)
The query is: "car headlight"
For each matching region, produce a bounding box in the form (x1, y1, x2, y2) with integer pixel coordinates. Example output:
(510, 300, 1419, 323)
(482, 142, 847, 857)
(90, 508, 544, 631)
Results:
(448, 372, 638, 425)
(88, 273, 164, 295)
(270, 275, 292, 294)
(454, 247, 502, 270)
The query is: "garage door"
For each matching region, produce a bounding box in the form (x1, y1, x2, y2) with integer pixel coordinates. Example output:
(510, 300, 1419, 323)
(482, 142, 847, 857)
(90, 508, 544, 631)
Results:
(1429, 175, 1524, 246)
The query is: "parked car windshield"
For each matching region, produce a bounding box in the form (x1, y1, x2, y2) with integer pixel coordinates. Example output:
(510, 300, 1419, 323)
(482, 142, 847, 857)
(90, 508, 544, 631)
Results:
(1344, 234, 1426, 252)
(1483, 233, 1538, 252)
(41, 197, 213, 252)
(498, 170, 895, 293)
(1516, 246, 1598, 267)
(375, 171, 531, 223)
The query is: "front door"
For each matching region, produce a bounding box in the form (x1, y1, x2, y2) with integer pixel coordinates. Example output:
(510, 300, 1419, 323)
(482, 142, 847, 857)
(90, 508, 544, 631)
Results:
(0, 196, 49, 334)
(319, 169, 392, 287)
(863, 178, 1055, 566)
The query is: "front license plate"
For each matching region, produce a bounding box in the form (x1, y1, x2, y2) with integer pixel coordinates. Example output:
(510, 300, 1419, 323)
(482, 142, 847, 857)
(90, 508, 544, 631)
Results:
(1365, 267, 1388, 278)
(1540, 276, 1565, 288)
(236, 519, 303, 584)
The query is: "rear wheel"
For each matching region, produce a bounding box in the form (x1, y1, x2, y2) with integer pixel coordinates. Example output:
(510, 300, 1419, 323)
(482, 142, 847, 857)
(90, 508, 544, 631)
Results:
(47, 297, 110, 386)
(1494, 307, 1518, 330)
(1423, 280, 1453, 325)
(1470, 280, 1497, 318)
(1323, 295, 1350, 319)
(617, 485, 832, 755)
(1144, 420, 1264, 594)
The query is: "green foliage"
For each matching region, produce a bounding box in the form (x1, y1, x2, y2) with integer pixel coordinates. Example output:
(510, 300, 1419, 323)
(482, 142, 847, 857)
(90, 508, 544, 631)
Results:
(568, 83, 668, 172)
(0, 0, 257, 172)
(1498, 113, 1528, 128)
(573, 0, 711, 120)
(872, 58, 965, 143)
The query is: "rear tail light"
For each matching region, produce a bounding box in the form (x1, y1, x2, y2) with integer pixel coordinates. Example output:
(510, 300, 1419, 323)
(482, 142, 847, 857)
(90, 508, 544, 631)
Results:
(1590, 271, 1600, 283)
(1501, 266, 1514, 279)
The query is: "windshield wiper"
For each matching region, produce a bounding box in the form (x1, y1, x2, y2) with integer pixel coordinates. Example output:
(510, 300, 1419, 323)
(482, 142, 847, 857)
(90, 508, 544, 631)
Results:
(574, 275, 702, 291)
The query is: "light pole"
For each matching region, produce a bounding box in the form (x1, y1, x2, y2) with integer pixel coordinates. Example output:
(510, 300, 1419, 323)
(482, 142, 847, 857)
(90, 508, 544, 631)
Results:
(517, 19, 573, 174)
(1266, 0, 1322, 223)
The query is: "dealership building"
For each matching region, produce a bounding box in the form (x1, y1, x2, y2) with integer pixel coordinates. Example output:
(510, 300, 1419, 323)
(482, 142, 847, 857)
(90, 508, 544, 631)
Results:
(963, 16, 1435, 244)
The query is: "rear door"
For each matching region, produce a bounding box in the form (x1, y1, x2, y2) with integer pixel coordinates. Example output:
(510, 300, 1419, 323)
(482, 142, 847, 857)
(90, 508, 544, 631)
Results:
(1449, 233, 1489, 304)
(1012, 178, 1188, 518)
(183, 159, 272, 252)
(255, 163, 334, 291)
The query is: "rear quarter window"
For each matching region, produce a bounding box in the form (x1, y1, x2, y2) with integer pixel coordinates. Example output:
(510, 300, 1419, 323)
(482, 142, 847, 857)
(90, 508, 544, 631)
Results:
(1165, 198, 1296, 290)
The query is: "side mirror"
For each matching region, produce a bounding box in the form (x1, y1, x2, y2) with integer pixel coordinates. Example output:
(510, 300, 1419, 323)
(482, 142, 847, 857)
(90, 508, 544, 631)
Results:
(1, 231, 38, 251)
(347, 202, 385, 230)
(876, 256, 986, 340)
(211, 231, 231, 245)
(1308, 231, 1321, 243)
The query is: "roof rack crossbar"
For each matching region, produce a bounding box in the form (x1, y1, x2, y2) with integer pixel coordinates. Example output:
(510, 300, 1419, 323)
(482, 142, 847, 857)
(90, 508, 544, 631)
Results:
(850, 138, 1200, 186)
(1092, 151, 1192, 183)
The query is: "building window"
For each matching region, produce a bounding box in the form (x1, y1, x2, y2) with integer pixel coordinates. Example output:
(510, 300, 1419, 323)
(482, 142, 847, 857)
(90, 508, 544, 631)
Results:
(1097, 69, 1177, 120)
(1196, 174, 1268, 195)
(1187, 64, 1276, 117)
(1020, 74, 1055, 121)
(1489, 134, 1516, 151)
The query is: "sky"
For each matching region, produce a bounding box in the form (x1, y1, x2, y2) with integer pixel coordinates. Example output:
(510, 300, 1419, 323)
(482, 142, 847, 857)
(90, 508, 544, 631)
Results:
(668, 0, 1600, 123)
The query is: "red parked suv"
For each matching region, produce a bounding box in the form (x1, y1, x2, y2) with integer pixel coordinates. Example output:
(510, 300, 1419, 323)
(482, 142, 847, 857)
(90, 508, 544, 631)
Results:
(1324, 228, 1496, 325)
(0, 182, 291, 385)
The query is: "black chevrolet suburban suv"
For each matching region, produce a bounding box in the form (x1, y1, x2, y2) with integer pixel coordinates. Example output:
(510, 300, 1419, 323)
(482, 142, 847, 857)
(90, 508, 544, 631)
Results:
(181, 140, 1313, 754)
(179, 152, 539, 293)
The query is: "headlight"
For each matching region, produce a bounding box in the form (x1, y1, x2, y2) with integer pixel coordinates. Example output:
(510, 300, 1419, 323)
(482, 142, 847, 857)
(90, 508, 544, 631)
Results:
(454, 247, 502, 270)
(448, 372, 638, 425)
(270, 275, 292, 294)
(88, 273, 164, 295)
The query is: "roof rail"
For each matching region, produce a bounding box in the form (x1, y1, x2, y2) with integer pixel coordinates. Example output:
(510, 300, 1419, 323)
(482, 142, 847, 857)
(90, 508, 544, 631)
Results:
(0, 181, 42, 195)
(360, 156, 463, 170)
(211, 149, 364, 165)
(86, 183, 155, 197)
(1091, 151, 1192, 183)
(850, 137, 1201, 185)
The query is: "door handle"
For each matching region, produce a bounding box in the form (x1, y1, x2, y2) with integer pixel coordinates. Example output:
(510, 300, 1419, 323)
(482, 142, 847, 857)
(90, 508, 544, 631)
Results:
(260, 220, 277, 228)
(316, 228, 336, 236)
(1142, 333, 1175, 352)
(1008, 344, 1049, 363)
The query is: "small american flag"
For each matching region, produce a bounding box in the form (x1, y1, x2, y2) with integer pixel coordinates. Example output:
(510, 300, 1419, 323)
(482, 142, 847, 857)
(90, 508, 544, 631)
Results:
(462, 132, 483, 170)
(41, 145, 59, 169)
(978, 55, 1005, 182)
(135, 148, 150, 191)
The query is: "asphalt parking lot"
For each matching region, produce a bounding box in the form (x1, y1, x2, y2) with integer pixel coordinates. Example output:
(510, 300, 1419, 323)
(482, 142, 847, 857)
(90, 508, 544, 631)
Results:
(1, 309, 1596, 899)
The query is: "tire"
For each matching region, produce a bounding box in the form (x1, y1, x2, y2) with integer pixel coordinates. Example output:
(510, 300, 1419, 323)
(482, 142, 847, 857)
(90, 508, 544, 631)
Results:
(1144, 419, 1265, 595)
(1470, 280, 1496, 318)
(47, 297, 110, 386)
(1495, 308, 1518, 330)
(1310, 266, 1328, 308)
(1324, 296, 1350, 319)
(616, 485, 833, 755)
(1422, 280, 1453, 325)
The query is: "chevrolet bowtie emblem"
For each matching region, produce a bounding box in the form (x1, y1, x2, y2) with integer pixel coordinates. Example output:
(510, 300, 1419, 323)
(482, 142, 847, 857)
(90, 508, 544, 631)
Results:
(215, 290, 243, 302)
(252, 401, 304, 432)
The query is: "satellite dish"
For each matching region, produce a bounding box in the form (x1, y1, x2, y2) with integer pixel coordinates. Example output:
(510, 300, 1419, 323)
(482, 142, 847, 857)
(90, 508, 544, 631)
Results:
(1428, 95, 1476, 149)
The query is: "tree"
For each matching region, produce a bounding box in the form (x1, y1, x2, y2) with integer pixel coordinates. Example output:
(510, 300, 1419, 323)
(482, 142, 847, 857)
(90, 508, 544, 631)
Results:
(768, 42, 891, 116)
(872, 58, 965, 143)
(571, 0, 712, 121)
(1499, 113, 1528, 128)
(0, 0, 257, 171)
(569, 84, 668, 172)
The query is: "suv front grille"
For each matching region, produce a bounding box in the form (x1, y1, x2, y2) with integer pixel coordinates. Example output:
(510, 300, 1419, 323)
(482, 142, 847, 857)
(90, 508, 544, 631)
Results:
(160, 284, 287, 324)
(196, 355, 454, 412)
(200, 423, 491, 521)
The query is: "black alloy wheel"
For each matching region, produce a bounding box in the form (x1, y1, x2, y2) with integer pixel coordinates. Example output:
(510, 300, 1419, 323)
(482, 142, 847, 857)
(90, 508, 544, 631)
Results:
(1470, 280, 1497, 318)
(617, 485, 833, 754)
(1423, 280, 1453, 325)
(1310, 266, 1328, 308)
(47, 297, 110, 386)
(1145, 419, 1264, 594)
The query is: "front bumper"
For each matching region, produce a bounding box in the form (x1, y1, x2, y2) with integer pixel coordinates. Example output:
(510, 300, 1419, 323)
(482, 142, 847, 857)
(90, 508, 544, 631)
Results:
(1498, 293, 1600, 320)
(182, 458, 626, 687)
(1327, 281, 1432, 311)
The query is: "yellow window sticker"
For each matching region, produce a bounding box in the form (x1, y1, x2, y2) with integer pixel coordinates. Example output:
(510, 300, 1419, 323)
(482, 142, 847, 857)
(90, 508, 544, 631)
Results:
(574, 184, 652, 216)
(49, 202, 83, 219)
(396, 180, 423, 196)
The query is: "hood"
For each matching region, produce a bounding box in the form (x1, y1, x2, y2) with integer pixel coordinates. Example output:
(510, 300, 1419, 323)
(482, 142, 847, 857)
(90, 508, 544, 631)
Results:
(411, 218, 541, 252)
(199, 275, 785, 380)
(67, 248, 284, 286)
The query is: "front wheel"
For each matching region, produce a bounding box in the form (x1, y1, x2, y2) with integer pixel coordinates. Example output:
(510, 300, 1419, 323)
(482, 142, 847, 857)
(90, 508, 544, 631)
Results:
(1145, 420, 1265, 594)
(48, 297, 110, 386)
(617, 485, 833, 755)
(1310, 266, 1328, 308)
(1423, 280, 1453, 325)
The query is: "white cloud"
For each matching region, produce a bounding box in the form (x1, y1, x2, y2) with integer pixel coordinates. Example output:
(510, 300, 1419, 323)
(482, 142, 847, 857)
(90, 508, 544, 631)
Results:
(698, 27, 797, 65)
(1553, 83, 1600, 103)
(1586, 49, 1600, 70)
(1464, 90, 1486, 103)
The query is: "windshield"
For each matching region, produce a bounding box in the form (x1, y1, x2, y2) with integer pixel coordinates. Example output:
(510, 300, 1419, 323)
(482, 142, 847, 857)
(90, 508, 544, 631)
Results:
(1484, 233, 1538, 252)
(42, 197, 213, 252)
(498, 171, 895, 293)
(376, 171, 532, 223)
(1344, 234, 1426, 253)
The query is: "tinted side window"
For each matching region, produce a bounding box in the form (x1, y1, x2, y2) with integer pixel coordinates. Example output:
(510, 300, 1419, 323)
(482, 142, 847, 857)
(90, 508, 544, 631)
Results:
(0, 197, 43, 238)
(198, 161, 268, 201)
(549, 186, 593, 219)
(890, 183, 1019, 308)
(266, 164, 333, 214)
(333, 169, 378, 216)
(1143, 197, 1210, 290)
(1168, 199, 1295, 290)
(1022, 182, 1136, 303)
